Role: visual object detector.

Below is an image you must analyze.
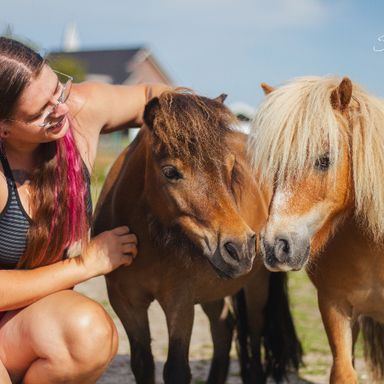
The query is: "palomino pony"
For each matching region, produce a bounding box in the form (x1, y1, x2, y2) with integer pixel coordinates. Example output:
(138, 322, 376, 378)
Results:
(248, 76, 384, 383)
(93, 90, 302, 383)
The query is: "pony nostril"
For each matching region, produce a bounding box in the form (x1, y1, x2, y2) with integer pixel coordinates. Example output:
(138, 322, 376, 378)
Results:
(224, 242, 241, 262)
(247, 233, 256, 254)
(274, 237, 291, 261)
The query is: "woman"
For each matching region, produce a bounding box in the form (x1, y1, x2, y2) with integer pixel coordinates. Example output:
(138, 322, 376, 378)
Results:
(0, 36, 170, 383)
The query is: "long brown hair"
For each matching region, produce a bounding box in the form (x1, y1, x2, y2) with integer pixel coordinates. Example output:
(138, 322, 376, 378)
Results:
(0, 37, 89, 268)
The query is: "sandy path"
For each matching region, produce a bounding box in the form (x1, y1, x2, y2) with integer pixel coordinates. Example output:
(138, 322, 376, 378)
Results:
(74, 277, 332, 384)
(75, 276, 244, 383)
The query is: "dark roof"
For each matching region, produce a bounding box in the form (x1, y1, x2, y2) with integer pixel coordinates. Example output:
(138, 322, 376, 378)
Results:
(48, 48, 143, 84)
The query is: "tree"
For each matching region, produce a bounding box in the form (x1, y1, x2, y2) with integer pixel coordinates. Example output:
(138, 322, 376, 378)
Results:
(47, 56, 87, 82)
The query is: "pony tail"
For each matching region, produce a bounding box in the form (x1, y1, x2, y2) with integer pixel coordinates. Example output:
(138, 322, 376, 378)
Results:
(263, 272, 303, 382)
(18, 121, 89, 269)
(234, 273, 302, 382)
(361, 316, 384, 381)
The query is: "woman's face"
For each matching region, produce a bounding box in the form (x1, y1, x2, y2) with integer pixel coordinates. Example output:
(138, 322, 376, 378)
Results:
(3, 64, 71, 144)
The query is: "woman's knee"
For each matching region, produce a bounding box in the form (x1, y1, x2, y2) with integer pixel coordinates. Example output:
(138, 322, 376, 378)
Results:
(33, 300, 120, 382)
(63, 300, 118, 367)
(0, 292, 118, 382)
(30, 295, 118, 377)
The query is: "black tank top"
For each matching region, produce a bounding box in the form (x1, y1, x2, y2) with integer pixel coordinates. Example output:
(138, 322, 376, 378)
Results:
(0, 153, 92, 269)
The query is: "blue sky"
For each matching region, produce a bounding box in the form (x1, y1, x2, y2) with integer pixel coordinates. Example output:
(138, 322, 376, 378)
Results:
(1, 1, 384, 106)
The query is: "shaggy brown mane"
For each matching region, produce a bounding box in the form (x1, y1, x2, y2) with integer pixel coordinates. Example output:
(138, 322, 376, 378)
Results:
(151, 89, 238, 167)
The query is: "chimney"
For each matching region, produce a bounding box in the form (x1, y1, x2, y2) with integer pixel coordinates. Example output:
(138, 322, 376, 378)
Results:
(63, 21, 80, 52)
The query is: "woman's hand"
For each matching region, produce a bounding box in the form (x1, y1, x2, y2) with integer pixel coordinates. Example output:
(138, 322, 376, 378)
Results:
(81, 226, 138, 277)
(0, 227, 137, 311)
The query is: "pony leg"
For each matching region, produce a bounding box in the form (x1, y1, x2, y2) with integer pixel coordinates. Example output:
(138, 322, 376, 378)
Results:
(318, 295, 357, 384)
(201, 299, 234, 384)
(161, 301, 194, 384)
(121, 305, 154, 384)
(107, 283, 154, 384)
(243, 274, 269, 384)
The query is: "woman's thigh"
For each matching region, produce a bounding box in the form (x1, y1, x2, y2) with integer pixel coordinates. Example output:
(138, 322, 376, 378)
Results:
(0, 290, 117, 382)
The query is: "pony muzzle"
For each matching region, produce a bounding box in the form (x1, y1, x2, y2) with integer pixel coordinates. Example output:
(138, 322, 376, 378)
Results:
(209, 232, 256, 278)
(261, 233, 310, 272)
(222, 232, 255, 263)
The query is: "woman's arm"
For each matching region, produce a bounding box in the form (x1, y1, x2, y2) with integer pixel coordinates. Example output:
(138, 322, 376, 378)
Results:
(67, 81, 171, 170)
(0, 257, 91, 311)
(69, 82, 172, 134)
(0, 227, 137, 311)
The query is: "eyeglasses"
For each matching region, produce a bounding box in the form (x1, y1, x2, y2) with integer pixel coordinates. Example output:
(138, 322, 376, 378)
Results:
(3, 70, 73, 130)
(38, 70, 73, 129)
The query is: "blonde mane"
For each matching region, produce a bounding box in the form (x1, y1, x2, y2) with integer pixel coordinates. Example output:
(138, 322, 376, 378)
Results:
(248, 76, 384, 240)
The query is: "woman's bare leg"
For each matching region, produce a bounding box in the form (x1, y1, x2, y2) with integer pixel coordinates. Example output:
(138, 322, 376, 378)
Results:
(0, 290, 118, 384)
(0, 359, 11, 383)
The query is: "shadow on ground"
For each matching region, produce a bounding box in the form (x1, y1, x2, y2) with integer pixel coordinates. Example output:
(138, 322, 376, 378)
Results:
(97, 354, 318, 384)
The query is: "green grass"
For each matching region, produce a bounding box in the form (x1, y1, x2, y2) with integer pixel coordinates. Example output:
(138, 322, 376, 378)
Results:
(287, 271, 330, 378)
(288, 270, 366, 381)
(91, 133, 132, 203)
(288, 271, 329, 354)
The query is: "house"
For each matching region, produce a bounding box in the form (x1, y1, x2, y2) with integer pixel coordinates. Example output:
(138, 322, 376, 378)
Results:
(47, 47, 173, 86)
(229, 101, 255, 134)
(48, 47, 174, 140)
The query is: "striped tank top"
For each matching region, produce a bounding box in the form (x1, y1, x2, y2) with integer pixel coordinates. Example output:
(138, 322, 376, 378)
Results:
(0, 153, 30, 268)
(0, 153, 92, 269)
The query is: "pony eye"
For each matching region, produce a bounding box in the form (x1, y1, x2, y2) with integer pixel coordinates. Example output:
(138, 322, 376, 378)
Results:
(314, 154, 331, 171)
(162, 166, 183, 181)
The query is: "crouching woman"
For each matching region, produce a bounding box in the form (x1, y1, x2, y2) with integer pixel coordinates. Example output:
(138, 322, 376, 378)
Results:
(0, 36, 169, 383)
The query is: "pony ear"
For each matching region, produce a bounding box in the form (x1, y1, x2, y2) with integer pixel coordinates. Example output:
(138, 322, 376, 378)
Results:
(143, 97, 160, 129)
(260, 82, 275, 95)
(214, 93, 227, 103)
(330, 77, 352, 111)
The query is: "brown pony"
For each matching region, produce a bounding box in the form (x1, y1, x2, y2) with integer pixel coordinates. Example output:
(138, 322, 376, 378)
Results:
(249, 76, 384, 383)
(93, 90, 302, 383)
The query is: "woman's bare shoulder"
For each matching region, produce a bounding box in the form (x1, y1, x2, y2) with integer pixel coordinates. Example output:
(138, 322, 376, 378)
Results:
(67, 82, 115, 134)
(66, 83, 103, 170)
(67, 83, 95, 120)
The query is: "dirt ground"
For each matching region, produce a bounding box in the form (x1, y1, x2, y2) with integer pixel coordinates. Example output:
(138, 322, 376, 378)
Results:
(74, 276, 365, 384)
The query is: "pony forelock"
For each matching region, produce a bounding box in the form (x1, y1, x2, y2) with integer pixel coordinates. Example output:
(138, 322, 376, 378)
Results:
(248, 76, 384, 241)
(151, 88, 238, 168)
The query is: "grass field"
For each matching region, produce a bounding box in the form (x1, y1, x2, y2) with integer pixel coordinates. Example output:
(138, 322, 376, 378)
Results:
(288, 270, 369, 383)
(288, 271, 330, 378)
